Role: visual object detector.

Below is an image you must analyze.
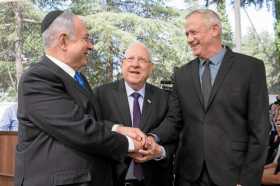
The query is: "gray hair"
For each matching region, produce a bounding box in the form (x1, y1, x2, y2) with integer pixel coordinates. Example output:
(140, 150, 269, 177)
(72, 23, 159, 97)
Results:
(124, 41, 152, 62)
(185, 9, 222, 30)
(42, 11, 76, 49)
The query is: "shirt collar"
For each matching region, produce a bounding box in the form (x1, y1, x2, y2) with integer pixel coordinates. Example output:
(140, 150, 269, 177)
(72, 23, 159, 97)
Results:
(46, 54, 76, 78)
(124, 81, 145, 98)
(199, 47, 226, 66)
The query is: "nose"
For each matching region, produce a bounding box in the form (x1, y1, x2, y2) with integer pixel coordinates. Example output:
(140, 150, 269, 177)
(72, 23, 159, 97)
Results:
(187, 35, 193, 44)
(130, 59, 140, 67)
(87, 42, 93, 50)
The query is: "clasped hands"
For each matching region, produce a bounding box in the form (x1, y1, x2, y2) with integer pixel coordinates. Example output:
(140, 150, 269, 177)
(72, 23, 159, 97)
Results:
(116, 126, 162, 163)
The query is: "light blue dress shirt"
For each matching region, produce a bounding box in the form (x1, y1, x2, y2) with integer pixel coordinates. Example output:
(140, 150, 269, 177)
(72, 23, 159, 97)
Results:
(0, 103, 18, 131)
(199, 48, 226, 85)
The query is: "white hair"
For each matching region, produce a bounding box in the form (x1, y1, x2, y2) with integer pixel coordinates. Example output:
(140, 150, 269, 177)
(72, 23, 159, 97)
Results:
(124, 41, 151, 62)
(186, 9, 222, 31)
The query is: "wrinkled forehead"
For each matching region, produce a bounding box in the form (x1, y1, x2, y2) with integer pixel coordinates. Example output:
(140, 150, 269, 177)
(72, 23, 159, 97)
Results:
(125, 44, 150, 59)
(74, 16, 89, 36)
(185, 14, 208, 29)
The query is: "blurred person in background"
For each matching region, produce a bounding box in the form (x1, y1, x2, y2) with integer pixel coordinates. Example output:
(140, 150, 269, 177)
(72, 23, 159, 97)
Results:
(262, 96, 280, 185)
(0, 102, 18, 131)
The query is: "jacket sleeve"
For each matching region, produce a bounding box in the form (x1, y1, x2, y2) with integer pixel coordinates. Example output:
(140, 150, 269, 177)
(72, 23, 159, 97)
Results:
(239, 60, 271, 185)
(151, 75, 183, 144)
(19, 68, 128, 162)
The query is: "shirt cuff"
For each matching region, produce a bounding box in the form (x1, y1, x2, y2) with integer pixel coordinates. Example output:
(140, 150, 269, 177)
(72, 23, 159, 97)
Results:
(154, 145, 166, 161)
(112, 124, 120, 132)
(127, 136, 135, 152)
(112, 124, 134, 152)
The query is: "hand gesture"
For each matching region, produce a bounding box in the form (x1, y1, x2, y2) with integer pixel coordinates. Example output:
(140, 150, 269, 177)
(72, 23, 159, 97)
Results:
(130, 136, 162, 163)
(115, 126, 146, 146)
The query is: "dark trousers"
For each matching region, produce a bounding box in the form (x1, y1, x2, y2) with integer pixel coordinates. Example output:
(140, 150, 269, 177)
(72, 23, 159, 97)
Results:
(124, 179, 145, 186)
(67, 183, 91, 186)
(175, 165, 217, 186)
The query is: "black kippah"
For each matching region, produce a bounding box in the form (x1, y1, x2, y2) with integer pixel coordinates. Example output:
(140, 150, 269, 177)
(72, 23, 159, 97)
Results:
(41, 10, 64, 33)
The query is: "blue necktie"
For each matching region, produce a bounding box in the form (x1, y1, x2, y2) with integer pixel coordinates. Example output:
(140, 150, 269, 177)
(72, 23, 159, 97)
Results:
(74, 71, 85, 89)
(131, 92, 143, 180)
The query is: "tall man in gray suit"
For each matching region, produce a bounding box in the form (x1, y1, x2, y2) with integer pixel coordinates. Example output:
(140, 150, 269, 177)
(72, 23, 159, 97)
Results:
(15, 10, 145, 186)
(93, 42, 179, 186)
(152, 9, 271, 186)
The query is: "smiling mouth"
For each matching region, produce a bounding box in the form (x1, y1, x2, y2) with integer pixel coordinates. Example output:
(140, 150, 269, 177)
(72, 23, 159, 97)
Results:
(190, 44, 198, 48)
(129, 71, 140, 75)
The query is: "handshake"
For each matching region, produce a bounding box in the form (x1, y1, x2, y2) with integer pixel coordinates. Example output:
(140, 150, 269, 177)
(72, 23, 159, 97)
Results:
(115, 126, 164, 163)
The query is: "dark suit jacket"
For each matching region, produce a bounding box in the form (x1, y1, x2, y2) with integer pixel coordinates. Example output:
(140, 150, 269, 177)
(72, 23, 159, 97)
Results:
(153, 48, 271, 186)
(93, 80, 178, 186)
(15, 56, 128, 186)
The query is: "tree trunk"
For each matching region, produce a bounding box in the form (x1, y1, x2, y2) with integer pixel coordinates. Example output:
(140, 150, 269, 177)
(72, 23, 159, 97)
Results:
(234, 0, 241, 52)
(106, 45, 113, 81)
(11, 1, 23, 90)
(275, 0, 280, 63)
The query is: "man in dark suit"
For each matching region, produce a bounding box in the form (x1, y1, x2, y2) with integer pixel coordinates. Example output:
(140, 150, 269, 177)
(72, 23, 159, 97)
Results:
(15, 10, 145, 186)
(93, 42, 179, 186)
(152, 9, 271, 186)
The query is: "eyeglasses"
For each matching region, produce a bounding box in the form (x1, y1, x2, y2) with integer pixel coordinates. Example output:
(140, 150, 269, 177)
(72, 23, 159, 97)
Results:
(63, 33, 95, 44)
(81, 35, 95, 44)
(123, 56, 150, 64)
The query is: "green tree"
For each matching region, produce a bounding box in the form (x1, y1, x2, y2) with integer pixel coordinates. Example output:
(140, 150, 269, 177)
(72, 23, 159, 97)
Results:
(83, 11, 190, 86)
(0, 1, 42, 99)
(241, 29, 278, 92)
(217, 1, 234, 47)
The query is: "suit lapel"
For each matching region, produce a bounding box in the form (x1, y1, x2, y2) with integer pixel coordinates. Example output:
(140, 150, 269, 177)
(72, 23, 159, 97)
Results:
(140, 84, 154, 132)
(191, 59, 204, 109)
(42, 56, 92, 105)
(207, 48, 235, 110)
(114, 80, 132, 127)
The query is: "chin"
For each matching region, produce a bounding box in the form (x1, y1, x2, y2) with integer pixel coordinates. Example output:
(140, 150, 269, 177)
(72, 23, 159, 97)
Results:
(128, 79, 140, 85)
(81, 60, 88, 66)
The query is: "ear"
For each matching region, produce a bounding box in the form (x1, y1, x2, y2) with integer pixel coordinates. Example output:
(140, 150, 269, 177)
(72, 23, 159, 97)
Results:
(57, 33, 68, 51)
(211, 24, 220, 37)
(149, 63, 155, 74)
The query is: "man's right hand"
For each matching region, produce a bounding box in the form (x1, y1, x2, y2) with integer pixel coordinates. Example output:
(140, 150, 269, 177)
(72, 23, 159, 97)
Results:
(115, 126, 146, 146)
(132, 138, 144, 152)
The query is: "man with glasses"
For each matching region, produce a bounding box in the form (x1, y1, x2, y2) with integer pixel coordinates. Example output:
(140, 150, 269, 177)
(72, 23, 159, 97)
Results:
(93, 42, 179, 186)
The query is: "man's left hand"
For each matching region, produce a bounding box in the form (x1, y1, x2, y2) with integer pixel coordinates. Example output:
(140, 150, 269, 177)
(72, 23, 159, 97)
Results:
(131, 136, 162, 163)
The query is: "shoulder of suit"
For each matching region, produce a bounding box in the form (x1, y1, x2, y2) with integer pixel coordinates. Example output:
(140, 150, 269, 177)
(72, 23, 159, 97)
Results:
(147, 82, 160, 90)
(229, 50, 264, 66)
(20, 57, 52, 81)
(146, 83, 169, 96)
(94, 80, 119, 92)
(174, 58, 196, 74)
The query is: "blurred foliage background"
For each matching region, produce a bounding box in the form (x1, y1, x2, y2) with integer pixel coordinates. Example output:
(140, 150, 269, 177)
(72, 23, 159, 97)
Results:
(0, 0, 278, 101)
